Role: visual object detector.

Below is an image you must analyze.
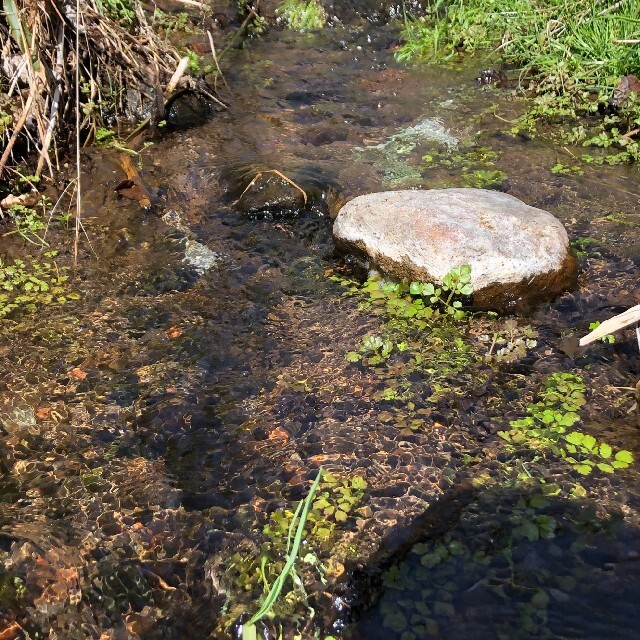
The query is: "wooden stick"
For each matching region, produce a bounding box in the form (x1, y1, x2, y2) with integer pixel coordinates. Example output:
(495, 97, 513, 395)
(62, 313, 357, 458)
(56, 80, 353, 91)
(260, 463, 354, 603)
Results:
(207, 30, 230, 91)
(165, 56, 190, 97)
(172, 0, 208, 7)
(37, 22, 66, 177)
(579, 304, 640, 346)
(0, 87, 36, 176)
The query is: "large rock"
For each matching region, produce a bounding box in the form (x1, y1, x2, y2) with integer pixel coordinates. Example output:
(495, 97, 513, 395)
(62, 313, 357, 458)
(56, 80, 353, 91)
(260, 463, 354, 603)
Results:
(333, 188, 577, 310)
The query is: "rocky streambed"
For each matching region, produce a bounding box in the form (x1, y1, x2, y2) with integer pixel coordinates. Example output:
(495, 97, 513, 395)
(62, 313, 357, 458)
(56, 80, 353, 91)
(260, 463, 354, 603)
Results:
(0, 16, 639, 640)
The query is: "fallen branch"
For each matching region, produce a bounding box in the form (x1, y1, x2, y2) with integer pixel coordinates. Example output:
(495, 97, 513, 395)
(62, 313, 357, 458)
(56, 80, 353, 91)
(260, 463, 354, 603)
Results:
(579, 304, 640, 346)
(207, 29, 230, 91)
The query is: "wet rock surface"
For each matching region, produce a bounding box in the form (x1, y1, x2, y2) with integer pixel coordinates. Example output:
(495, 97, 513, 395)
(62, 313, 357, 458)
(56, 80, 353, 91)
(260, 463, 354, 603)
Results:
(333, 188, 577, 310)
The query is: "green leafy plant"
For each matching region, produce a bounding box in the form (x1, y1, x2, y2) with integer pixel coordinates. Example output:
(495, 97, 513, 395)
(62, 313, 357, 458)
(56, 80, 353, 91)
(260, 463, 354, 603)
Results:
(276, 0, 327, 32)
(335, 265, 480, 408)
(0, 252, 80, 318)
(338, 265, 473, 327)
(152, 9, 194, 35)
(95, 127, 116, 144)
(551, 162, 584, 175)
(409, 264, 473, 320)
(241, 469, 323, 639)
(94, 0, 136, 27)
(462, 168, 507, 188)
(498, 372, 634, 475)
(264, 472, 367, 544)
(6, 202, 48, 245)
(346, 334, 394, 365)
(588, 321, 615, 344)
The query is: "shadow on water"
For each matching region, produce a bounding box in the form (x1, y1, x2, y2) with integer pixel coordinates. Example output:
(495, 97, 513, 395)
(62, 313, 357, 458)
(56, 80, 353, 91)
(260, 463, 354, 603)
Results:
(0, 17, 639, 640)
(346, 477, 640, 640)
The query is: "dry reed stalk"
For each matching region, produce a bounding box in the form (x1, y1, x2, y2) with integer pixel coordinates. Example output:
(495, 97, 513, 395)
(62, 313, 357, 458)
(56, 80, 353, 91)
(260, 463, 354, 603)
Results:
(1, 0, 219, 181)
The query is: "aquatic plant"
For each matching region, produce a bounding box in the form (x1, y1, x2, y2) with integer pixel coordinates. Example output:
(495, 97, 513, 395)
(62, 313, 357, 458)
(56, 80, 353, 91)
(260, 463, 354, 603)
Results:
(337, 264, 473, 330)
(276, 0, 327, 32)
(264, 472, 367, 544)
(498, 372, 634, 475)
(397, 0, 640, 163)
(587, 321, 615, 344)
(376, 483, 628, 638)
(478, 317, 538, 362)
(346, 334, 395, 365)
(241, 468, 323, 639)
(0, 253, 79, 318)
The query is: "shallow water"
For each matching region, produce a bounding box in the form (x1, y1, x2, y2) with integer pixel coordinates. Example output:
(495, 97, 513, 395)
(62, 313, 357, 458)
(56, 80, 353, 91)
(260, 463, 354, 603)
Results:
(1, 23, 640, 640)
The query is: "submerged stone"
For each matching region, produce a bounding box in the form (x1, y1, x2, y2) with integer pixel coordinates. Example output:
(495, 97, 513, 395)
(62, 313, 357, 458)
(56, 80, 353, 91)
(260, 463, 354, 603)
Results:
(223, 163, 346, 218)
(333, 188, 577, 310)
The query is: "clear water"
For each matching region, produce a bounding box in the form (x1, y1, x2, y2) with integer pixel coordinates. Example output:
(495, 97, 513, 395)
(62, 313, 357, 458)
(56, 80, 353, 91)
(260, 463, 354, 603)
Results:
(1, 23, 639, 640)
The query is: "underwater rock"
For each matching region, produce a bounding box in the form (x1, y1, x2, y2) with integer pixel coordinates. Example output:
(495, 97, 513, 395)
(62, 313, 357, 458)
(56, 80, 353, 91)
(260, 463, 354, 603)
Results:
(223, 163, 346, 218)
(333, 188, 577, 310)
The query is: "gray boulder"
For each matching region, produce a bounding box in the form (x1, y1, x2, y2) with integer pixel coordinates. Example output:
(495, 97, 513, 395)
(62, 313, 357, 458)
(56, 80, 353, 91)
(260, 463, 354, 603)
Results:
(333, 188, 577, 310)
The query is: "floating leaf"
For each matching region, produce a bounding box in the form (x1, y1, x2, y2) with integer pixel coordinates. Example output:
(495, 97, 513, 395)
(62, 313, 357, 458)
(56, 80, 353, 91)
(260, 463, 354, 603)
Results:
(615, 450, 634, 464)
(599, 443, 612, 459)
(573, 463, 593, 475)
(565, 432, 584, 446)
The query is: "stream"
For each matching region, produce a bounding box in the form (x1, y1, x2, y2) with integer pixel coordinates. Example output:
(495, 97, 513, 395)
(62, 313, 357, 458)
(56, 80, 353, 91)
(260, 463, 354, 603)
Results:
(1, 20, 640, 640)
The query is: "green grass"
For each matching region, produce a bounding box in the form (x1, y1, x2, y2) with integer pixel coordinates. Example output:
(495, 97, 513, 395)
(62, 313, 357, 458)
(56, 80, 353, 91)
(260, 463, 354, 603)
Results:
(397, 0, 640, 161)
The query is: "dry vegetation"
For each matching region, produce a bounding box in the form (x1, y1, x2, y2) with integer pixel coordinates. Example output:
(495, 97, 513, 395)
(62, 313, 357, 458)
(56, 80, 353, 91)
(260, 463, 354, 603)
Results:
(0, 0, 214, 182)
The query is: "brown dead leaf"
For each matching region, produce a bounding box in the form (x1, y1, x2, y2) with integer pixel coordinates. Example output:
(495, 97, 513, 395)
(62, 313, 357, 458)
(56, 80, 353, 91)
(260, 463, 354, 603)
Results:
(36, 406, 51, 420)
(166, 326, 183, 340)
(117, 154, 152, 209)
(0, 192, 39, 210)
(68, 368, 87, 380)
(268, 427, 290, 443)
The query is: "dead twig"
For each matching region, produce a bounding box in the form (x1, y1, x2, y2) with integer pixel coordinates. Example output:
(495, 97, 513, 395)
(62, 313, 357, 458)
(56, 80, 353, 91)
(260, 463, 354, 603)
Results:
(235, 169, 308, 206)
(207, 29, 230, 91)
(0, 84, 36, 176)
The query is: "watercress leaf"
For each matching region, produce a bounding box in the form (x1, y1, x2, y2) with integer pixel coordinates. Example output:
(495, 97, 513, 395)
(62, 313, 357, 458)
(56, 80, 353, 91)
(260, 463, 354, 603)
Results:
(459, 284, 473, 295)
(381, 341, 393, 357)
(597, 463, 614, 473)
(334, 510, 348, 523)
(345, 352, 362, 362)
(573, 463, 593, 475)
(615, 450, 634, 464)
(582, 434, 597, 451)
(612, 460, 630, 469)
